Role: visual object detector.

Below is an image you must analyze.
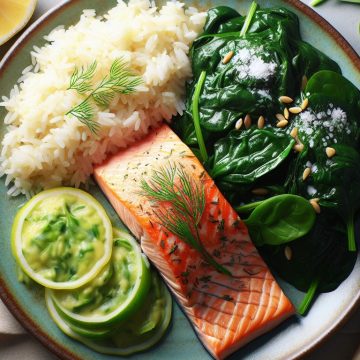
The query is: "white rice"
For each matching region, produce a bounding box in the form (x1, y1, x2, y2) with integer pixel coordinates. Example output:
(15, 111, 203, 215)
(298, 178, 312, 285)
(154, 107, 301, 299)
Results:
(0, 0, 206, 197)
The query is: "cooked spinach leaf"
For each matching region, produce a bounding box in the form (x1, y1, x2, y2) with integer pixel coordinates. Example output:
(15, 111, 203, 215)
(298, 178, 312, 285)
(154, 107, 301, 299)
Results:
(305, 70, 360, 121)
(200, 6, 243, 37)
(292, 43, 340, 81)
(286, 70, 360, 251)
(243, 194, 316, 246)
(260, 212, 357, 313)
(287, 144, 360, 251)
(209, 128, 295, 184)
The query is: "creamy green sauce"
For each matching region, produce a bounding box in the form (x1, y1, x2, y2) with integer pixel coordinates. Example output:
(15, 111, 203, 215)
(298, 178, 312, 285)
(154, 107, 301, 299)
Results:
(22, 194, 106, 282)
(53, 238, 139, 317)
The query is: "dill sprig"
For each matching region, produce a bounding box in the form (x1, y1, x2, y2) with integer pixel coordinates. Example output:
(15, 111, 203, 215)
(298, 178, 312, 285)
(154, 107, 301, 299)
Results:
(67, 100, 99, 134)
(91, 58, 143, 107)
(68, 60, 97, 94)
(141, 163, 231, 276)
(66, 58, 142, 135)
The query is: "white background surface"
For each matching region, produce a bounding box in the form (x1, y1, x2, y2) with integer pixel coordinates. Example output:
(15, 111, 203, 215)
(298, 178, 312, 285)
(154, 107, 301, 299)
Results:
(0, 1, 359, 359)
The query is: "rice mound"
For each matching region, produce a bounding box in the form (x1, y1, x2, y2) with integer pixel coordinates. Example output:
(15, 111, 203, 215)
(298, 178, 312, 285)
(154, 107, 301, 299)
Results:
(0, 0, 206, 197)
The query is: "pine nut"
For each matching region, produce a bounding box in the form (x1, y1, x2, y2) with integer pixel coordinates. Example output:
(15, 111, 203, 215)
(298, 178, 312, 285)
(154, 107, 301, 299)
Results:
(276, 113, 287, 122)
(303, 167, 311, 181)
(326, 147, 336, 158)
(279, 96, 293, 104)
(310, 198, 321, 214)
(257, 115, 265, 129)
(222, 51, 234, 64)
(290, 127, 298, 138)
(293, 143, 304, 152)
(235, 118, 243, 130)
(301, 98, 309, 110)
(276, 120, 288, 128)
(284, 246, 292, 261)
(284, 108, 290, 120)
(244, 114, 252, 129)
(251, 188, 269, 196)
(289, 106, 303, 114)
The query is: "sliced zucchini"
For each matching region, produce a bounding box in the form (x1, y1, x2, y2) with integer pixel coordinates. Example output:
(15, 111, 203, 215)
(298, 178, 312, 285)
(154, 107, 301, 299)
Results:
(46, 271, 172, 355)
(49, 229, 151, 327)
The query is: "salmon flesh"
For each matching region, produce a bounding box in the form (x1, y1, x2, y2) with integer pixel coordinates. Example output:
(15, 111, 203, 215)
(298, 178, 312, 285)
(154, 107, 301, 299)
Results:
(94, 124, 295, 359)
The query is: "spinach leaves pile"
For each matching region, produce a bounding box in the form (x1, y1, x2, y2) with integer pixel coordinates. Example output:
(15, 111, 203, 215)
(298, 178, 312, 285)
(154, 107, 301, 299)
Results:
(173, 4, 360, 314)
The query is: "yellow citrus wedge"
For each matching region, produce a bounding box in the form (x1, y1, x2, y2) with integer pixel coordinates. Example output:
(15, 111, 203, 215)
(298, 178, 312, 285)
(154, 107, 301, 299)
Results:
(0, 0, 37, 46)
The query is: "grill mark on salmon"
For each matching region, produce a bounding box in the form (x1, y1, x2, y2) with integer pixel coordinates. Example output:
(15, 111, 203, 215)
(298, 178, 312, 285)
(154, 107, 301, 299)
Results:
(94, 124, 295, 359)
(192, 288, 278, 310)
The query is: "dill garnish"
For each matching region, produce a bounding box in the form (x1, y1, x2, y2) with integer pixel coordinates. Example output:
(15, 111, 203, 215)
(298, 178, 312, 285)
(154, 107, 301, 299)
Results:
(67, 99, 99, 134)
(141, 163, 231, 275)
(66, 58, 142, 134)
(68, 60, 97, 94)
(91, 58, 143, 106)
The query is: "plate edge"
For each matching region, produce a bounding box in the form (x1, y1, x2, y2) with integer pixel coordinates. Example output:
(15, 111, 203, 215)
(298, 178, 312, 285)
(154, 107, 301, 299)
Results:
(0, 0, 359, 359)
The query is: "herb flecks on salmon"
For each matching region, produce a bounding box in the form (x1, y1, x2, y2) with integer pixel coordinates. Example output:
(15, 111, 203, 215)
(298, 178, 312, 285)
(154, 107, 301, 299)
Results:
(141, 162, 231, 275)
(94, 125, 295, 360)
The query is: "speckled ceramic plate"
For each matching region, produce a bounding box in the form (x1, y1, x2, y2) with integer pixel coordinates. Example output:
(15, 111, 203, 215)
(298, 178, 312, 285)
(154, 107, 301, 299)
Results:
(0, 1, 359, 359)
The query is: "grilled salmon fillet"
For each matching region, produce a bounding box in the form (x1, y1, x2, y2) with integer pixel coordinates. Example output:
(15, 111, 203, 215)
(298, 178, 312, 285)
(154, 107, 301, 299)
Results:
(94, 124, 295, 359)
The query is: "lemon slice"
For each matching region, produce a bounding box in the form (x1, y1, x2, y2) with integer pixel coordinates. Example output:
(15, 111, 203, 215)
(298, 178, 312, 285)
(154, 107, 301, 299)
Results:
(0, 0, 37, 46)
(12, 187, 113, 290)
